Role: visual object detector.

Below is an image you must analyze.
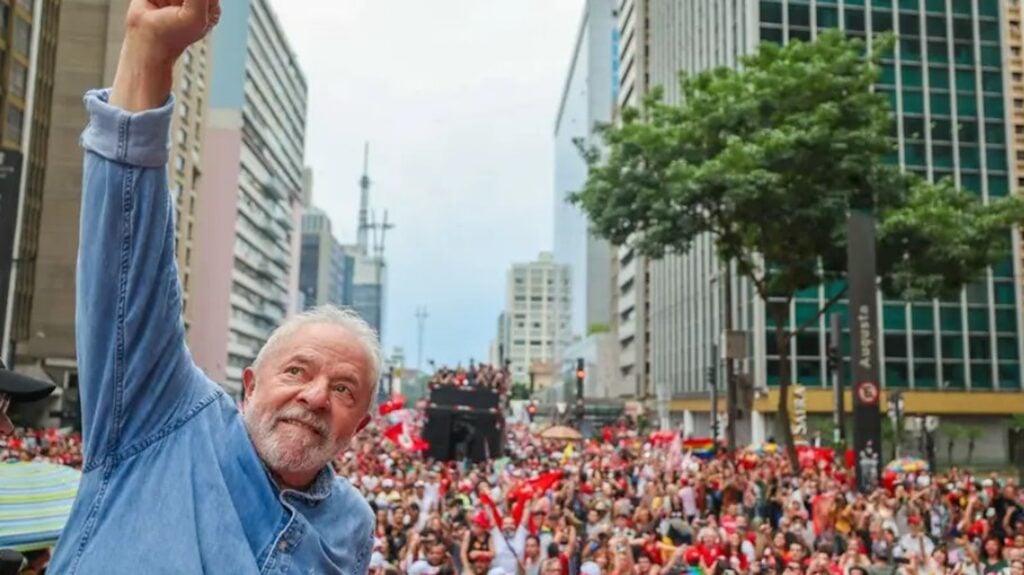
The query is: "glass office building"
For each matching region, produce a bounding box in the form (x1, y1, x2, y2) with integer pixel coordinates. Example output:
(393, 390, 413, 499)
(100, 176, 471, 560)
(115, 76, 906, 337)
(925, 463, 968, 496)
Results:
(755, 0, 1020, 392)
(648, 0, 1023, 425)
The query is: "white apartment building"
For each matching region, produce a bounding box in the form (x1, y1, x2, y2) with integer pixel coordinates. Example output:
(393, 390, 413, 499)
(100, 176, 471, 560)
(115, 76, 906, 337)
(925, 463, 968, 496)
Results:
(500, 253, 572, 383)
(614, 0, 651, 399)
(190, 0, 308, 396)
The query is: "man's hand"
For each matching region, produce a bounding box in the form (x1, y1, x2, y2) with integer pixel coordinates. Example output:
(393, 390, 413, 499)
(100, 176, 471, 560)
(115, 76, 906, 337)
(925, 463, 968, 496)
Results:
(110, 0, 221, 112)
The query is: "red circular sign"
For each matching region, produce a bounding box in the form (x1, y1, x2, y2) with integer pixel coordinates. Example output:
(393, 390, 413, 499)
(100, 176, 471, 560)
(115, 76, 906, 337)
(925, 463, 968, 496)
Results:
(856, 381, 880, 405)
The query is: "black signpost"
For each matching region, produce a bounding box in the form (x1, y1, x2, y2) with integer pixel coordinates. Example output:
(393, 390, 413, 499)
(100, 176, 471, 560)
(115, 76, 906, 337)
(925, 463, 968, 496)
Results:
(848, 210, 883, 492)
(0, 151, 23, 353)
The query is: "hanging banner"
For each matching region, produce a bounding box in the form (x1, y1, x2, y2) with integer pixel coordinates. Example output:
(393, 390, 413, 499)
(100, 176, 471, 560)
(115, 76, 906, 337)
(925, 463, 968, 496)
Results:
(790, 384, 807, 443)
(848, 210, 883, 492)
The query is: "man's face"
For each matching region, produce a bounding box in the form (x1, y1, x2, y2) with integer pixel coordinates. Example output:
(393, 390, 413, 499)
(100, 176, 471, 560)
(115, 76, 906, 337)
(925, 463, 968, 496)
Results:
(427, 543, 446, 566)
(242, 323, 373, 487)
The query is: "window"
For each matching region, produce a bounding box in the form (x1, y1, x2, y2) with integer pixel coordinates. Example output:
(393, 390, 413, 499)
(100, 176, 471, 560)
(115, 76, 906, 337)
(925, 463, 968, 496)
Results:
(177, 128, 188, 147)
(761, 1, 783, 24)
(900, 13, 920, 38)
(846, 9, 865, 32)
(928, 41, 948, 64)
(179, 101, 190, 120)
(8, 60, 26, 100)
(914, 335, 935, 358)
(175, 154, 186, 174)
(13, 17, 29, 55)
(912, 306, 934, 331)
(4, 105, 23, 144)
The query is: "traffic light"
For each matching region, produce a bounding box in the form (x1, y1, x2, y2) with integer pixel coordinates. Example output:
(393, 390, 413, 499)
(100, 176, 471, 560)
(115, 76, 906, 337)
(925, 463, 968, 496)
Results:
(527, 403, 537, 422)
(576, 369, 585, 379)
(826, 345, 839, 372)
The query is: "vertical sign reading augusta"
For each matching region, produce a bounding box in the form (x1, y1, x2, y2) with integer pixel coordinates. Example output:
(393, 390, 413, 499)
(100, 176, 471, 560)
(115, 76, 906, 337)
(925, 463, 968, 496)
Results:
(0, 151, 23, 343)
(847, 210, 882, 492)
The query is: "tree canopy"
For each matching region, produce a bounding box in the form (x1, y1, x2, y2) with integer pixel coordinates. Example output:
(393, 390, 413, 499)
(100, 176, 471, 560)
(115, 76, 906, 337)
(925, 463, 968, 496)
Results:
(572, 30, 1024, 463)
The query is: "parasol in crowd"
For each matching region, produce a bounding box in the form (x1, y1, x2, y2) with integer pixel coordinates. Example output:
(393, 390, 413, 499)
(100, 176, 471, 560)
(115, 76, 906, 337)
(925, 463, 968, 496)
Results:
(538, 425, 582, 442)
(0, 461, 80, 552)
(886, 456, 929, 474)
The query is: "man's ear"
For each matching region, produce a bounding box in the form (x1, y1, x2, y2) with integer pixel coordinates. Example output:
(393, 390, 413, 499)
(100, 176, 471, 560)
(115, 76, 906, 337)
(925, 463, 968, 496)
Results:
(357, 413, 372, 433)
(242, 367, 257, 406)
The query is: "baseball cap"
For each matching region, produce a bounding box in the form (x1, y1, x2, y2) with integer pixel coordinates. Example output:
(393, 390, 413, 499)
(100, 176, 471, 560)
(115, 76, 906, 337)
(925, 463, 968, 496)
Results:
(369, 552, 386, 570)
(0, 360, 54, 403)
(580, 562, 602, 575)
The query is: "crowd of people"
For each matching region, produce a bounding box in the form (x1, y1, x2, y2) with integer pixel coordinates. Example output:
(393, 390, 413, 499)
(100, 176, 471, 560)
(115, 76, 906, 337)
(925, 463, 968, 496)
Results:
(337, 417, 1023, 575)
(428, 363, 510, 395)
(4, 411, 1023, 575)
(0, 427, 82, 469)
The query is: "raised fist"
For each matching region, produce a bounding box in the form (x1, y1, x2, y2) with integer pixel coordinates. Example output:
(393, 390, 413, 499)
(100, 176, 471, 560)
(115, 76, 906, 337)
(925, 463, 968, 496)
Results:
(124, 0, 221, 63)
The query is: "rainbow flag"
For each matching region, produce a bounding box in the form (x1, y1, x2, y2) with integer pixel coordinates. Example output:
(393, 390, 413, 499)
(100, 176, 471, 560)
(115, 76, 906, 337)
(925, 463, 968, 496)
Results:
(683, 437, 715, 459)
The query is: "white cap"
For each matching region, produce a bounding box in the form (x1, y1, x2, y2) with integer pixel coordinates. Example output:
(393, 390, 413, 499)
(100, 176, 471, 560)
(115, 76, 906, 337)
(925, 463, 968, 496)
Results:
(580, 562, 603, 575)
(488, 568, 509, 575)
(370, 552, 387, 569)
(382, 478, 395, 488)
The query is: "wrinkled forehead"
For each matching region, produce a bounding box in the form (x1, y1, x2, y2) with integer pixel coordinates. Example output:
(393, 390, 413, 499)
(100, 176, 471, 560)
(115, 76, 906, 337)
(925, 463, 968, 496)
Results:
(269, 323, 374, 377)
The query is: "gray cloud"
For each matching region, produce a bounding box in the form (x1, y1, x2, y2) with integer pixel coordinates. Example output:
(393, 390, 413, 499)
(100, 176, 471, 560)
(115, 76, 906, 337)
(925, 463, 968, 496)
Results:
(273, 0, 584, 367)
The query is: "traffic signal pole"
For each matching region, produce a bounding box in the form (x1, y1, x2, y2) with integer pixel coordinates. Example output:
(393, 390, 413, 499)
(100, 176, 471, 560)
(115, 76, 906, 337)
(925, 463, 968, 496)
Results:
(575, 358, 585, 425)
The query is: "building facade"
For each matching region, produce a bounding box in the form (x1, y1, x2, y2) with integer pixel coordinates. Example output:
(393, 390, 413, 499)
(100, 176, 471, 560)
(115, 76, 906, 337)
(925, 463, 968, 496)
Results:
(613, 0, 652, 400)
(3, 0, 60, 363)
(646, 0, 1024, 464)
(299, 209, 352, 311)
(553, 0, 617, 339)
(190, 0, 307, 396)
(499, 252, 572, 383)
(12, 0, 210, 405)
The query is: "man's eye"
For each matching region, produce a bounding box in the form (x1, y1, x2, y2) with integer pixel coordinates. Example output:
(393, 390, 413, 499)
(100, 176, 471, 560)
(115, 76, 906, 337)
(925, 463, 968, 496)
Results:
(286, 366, 302, 376)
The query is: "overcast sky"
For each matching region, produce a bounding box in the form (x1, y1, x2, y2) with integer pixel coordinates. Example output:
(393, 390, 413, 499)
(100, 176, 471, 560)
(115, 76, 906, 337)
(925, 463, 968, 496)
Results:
(273, 1, 584, 369)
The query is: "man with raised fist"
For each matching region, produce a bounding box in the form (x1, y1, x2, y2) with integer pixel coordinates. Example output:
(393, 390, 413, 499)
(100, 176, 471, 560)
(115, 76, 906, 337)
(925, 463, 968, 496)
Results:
(49, 1, 377, 572)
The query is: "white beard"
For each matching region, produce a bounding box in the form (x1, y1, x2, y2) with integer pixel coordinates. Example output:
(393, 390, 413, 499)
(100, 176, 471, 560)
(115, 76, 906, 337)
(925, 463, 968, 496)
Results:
(243, 403, 341, 477)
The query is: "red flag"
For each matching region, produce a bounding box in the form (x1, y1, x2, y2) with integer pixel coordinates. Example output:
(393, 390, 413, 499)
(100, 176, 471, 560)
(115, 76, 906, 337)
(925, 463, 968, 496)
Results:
(479, 491, 503, 526)
(383, 421, 429, 452)
(378, 394, 406, 416)
(507, 470, 563, 502)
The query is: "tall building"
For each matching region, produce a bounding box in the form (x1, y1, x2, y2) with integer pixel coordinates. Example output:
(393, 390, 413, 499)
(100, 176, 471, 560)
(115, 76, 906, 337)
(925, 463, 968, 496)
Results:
(190, 0, 307, 396)
(648, 0, 1023, 463)
(1008, 0, 1024, 286)
(613, 0, 651, 399)
(2, 0, 60, 362)
(12, 0, 210, 398)
(299, 209, 352, 311)
(553, 0, 616, 339)
(347, 145, 387, 343)
(498, 252, 572, 383)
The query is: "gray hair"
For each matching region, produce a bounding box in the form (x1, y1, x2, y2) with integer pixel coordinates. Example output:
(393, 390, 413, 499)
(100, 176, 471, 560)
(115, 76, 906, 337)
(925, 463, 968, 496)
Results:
(252, 305, 382, 411)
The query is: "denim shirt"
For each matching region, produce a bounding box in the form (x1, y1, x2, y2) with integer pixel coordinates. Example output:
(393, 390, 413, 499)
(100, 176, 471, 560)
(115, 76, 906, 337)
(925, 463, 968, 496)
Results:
(47, 89, 375, 574)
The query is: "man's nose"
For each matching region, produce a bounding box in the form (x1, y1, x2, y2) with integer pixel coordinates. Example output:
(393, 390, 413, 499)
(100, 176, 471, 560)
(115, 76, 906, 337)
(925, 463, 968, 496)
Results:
(297, 377, 330, 410)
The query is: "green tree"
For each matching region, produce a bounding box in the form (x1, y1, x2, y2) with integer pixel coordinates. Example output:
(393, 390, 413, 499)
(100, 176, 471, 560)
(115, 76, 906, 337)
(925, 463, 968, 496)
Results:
(941, 423, 964, 466)
(509, 383, 530, 400)
(572, 31, 1024, 469)
(1011, 414, 1024, 431)
(964, 426, 984, 466)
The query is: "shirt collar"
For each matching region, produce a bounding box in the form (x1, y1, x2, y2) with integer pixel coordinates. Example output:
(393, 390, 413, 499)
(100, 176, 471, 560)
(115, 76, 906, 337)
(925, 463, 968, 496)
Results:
(276, 465, 336, 503)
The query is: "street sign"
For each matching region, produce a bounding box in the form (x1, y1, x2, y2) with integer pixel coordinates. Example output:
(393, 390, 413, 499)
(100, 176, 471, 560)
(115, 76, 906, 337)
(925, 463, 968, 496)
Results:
(723, 330, 747, 359)
(848, 210, 883, 493)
